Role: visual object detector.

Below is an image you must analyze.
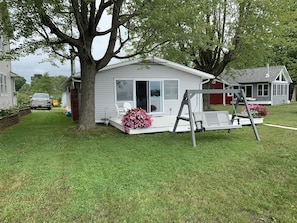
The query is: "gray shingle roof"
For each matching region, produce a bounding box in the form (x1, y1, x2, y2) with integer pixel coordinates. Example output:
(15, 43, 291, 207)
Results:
(220, 66, 291, 85)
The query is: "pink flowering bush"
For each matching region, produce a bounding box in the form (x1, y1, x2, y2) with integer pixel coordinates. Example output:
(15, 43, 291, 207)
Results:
(121, 108, 152, 132)
(241, 104, 269, 118)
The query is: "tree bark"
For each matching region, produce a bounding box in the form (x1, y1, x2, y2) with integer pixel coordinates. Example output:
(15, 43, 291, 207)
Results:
(202, 82, 213, 111)
(291, 85, 297, 102)
(78, 57, 97, 130)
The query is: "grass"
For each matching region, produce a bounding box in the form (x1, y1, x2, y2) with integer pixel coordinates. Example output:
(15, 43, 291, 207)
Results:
(0, 104, 297, 222)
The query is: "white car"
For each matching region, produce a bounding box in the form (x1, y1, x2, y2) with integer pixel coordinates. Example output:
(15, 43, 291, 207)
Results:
(30, 93, 52, 110)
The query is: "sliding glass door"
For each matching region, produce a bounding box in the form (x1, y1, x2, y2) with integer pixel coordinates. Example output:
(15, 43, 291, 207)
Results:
(136, 80, 163, 113)
(150, 81, 163, 112)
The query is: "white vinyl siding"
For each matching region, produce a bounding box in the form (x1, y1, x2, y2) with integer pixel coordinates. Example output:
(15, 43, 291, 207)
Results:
(95, 64, 203, 123)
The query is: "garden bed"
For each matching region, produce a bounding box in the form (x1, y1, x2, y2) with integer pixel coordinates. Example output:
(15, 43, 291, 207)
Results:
(0, 107, 31, 131)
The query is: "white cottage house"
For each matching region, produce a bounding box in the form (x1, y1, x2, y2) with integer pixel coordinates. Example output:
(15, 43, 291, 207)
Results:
(94, 57, 214, 123)
(63, 57, 214, 127)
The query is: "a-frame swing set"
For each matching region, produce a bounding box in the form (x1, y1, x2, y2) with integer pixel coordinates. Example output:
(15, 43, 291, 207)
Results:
(172, 89, 260, 147)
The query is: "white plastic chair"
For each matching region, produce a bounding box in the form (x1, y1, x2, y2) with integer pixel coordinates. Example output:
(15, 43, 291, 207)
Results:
(115, 102, 132, 118)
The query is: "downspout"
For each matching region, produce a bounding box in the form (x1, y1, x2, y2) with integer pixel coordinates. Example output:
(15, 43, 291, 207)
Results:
(198, 79, 211, 112)
(223, 83, 226, 106)
(201, 79, 211, 85)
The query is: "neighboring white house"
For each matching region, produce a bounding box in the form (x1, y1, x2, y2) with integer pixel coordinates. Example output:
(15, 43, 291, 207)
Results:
(0, 35, 18, 109)
(94, 57, 214, 123)
(63, 57, 215, 123)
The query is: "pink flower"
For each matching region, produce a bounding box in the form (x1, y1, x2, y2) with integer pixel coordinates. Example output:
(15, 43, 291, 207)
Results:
(241, 104, 268, 117)
(121, 108, 153, 132)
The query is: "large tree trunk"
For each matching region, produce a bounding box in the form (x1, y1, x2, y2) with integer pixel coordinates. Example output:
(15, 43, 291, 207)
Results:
(291, 85, 297, 102)
(203, 81, 213, 110)
(78, 57, 97, 130)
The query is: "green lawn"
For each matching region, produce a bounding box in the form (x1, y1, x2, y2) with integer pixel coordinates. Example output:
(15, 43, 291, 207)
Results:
(1, 104, 297, 222)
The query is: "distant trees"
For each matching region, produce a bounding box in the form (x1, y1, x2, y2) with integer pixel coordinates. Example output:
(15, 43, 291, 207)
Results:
(268, 1, 297, 101)
(17, 74, 67, 107)
(15, 76, 26, 91)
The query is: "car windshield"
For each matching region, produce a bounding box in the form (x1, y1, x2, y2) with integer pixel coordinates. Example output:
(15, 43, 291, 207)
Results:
(33, 93, 49, 99)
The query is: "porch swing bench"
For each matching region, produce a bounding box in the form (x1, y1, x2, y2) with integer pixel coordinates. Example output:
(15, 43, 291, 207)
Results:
(192, 111, 242, 132)
(173, 89, 260, 147)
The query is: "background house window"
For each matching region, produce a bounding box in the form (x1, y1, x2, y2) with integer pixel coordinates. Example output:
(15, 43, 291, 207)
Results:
(0, 73, 3, 96)
(4, 75, 7, 95)
(0, 36, 3, 51)
(116, 80, 133, 101)
(257, 84, 269, 96)
(242, 85, 253, 97)
(164, 80, 178, 100)
(230, 86, 239, 97)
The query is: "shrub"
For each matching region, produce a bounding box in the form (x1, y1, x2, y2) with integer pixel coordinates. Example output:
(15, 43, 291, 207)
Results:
(121, 108, 152, 132)
(0, 108, 16, 117)
(241, 104, 269, 118)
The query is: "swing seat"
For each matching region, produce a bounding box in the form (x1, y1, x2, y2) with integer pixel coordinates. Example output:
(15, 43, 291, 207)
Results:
(193, 111, 242, 131)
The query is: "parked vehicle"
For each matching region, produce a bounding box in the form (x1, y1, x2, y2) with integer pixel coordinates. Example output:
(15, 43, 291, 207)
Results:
(30, 93, 52, 110)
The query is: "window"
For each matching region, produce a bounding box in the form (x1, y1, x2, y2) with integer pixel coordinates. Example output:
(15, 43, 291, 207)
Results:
(0, 73, 8, 96)
(4, 75, 7, 95)
(228, 86, 239, 97)
(150, 81, 163, 112)
(116, 80, 133, 101)
(0, 73, 3, 96)
(242, 85, 253, 97)
(164, 80, 178, 100)
(257, 84, 269, 96)
(0, 36, 3, 51)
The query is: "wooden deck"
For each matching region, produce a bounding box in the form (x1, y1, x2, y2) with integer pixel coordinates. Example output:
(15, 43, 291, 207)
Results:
(109, 115, 263, 135)
(109, 115, 192, 134)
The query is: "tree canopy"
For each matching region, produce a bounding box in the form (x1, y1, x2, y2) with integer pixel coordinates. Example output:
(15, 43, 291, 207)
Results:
(1, 0, 154, 130)
(129, 0, 288, 76)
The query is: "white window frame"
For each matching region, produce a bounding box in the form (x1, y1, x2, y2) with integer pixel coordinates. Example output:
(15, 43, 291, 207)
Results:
(164, 79, 179, 100)
(115, 78, 179, 114)
(115, 79, 134, 102)
(0, 36, 3, 51)
(4, 75, 7, 95)
(0, 73, 3, 96)
(257, 83, 269, 97)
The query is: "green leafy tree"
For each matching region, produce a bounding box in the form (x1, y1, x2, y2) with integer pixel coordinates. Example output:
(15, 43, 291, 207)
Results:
(1, 0, 153, 130)
(17, 83, 32, 107)
(129, 0, 288, 108)
(17, 74, 68, 107)
(15, 76, 26, 91)
(267, 1, 297, 100)
(31, 73, 53, 94)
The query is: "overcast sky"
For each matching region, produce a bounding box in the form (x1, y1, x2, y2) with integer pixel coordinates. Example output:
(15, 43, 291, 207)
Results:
(11, 54, 77, 82)
(10, 10, 121, 83)
(11, 51, 121, 83)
